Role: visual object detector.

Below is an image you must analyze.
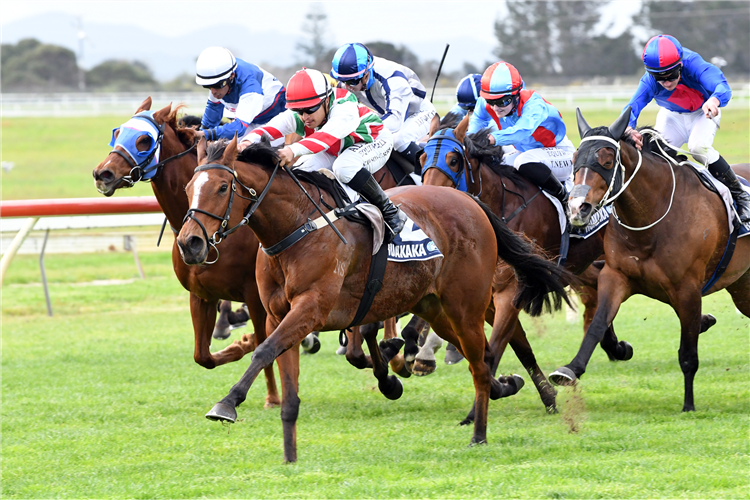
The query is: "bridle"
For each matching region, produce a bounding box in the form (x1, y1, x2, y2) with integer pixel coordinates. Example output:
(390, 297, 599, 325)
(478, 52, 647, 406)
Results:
(422, 129, 481, 196)
(108, 112, 198, 188)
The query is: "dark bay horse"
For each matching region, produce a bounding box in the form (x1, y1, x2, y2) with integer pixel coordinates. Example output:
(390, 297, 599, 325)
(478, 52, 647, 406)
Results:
(550, 108, 750, 412)
(420, 114, 631, 418)
(176, 136, 573, 461)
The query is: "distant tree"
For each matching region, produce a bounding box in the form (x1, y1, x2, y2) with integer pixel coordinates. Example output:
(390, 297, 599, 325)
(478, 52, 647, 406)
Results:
(640, 0, 750, 74)
(2, 38, 79, 91)
(365, 42, 421, 70)
(296, 4, 334, 69)
(494, 0, 556, 77)
(162, 72, 201, 92)
(86, 60, 158, 91)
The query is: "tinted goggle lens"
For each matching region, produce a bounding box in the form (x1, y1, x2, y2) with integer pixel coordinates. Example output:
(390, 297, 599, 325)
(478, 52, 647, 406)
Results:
(203, 79, 229, 90)
(342, 77, 362, 86)
(487, 95, 515, 108)
(292, 102, 323, 115)
(652, 67, 681, 82)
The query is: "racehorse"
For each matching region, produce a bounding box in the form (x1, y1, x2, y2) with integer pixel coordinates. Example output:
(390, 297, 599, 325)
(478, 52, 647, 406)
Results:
(550, 108, 750, 412)
(420, 113, 631, 417)
(176, 135, 574, 461)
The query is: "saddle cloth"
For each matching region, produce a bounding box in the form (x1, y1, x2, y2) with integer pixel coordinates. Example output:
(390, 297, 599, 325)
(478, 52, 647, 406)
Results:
(688, 162, 748, 235)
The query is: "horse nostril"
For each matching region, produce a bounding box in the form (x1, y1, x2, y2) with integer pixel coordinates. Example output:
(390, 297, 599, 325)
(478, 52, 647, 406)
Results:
(580, 203, 592, 218)
(95, 169, 115, 183)
(187, 235, 205, 255)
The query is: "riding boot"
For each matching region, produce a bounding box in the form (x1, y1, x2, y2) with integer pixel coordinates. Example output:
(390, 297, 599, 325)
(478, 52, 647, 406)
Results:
(348, 168, 407, 243)
(397, 142, 424, 175)
(709, 156, 750, 225)
(517, 162, 569, 214)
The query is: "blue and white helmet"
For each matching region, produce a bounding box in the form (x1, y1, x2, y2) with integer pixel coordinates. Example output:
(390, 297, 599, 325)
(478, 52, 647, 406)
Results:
(330, 43, 375, 90)
(456, 74, 482, 110)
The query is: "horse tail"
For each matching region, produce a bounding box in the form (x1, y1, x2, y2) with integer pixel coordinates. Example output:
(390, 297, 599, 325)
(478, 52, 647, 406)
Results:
(470, 195, 575, 317)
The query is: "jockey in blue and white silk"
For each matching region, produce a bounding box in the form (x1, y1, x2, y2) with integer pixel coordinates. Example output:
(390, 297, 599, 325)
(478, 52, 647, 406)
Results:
(196, 47, 286, 144)
(331, 43, 436, 165)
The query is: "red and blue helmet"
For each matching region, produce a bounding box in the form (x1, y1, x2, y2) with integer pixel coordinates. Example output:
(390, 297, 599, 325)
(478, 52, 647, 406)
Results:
(331, 43, 375, 89)
(480, 62, 524, 100)
(642, 34, 683, 73)
(456, 74, 482, 110)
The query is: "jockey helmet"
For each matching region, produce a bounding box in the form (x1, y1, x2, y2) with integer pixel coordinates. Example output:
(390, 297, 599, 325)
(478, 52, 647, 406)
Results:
(285, 68, 333, 109)
(195, 47, 237, 87)
(456, 74, 482, 110)
(330, 43, 375, 89)
(480, 62, 524, 100)
(642, 35, 683, 74)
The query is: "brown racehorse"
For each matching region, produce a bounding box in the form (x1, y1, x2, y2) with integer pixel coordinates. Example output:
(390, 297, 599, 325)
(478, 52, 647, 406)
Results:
(421, 114, 632, 418)
(176, 136, 573, 462)
(550, 108, 750, 412)
(92, 98, 415, 404)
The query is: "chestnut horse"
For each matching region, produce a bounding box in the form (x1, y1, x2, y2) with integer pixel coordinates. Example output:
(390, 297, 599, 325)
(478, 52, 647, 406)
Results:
(421, 114, 631, 418)
(550, 108, 750, 412)
(177, 136, 573, 461)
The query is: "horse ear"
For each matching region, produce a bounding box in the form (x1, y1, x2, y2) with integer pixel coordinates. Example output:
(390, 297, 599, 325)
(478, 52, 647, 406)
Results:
(222, 134, 239, 167)
(609, 106, 631, 140)
(428, 113, 440, 138)
(576, 108, 591, 139)
(136, 96, 152, 113)
(197, 135, 207, 164)
(153, 102, 172, 123)
(455, 113, 470, 142)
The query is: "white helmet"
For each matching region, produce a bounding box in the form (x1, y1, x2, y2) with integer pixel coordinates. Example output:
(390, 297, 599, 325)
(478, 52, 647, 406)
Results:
(195, 47, 237, 86)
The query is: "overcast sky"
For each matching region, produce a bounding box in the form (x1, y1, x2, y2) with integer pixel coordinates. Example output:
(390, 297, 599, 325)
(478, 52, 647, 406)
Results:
(1, 0, 640, 47)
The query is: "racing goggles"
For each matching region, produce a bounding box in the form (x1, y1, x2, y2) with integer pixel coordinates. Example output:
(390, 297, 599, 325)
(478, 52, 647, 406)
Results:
(486, 94, 516, 108)
(292, 101, 324, 116)
(650, 66, 681, 82)
(203, 78, 230, 90)
(340, 76, 363, 86)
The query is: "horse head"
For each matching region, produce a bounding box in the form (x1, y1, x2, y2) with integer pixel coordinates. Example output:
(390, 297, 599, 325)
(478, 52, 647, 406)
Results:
(421, 114, 477, 191)
(569, 107, 630, 226)
(92, 97, 197, 196)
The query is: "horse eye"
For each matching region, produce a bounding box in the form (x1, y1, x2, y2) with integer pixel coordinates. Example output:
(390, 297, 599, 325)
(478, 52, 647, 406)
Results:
(219, 184, 228, 193)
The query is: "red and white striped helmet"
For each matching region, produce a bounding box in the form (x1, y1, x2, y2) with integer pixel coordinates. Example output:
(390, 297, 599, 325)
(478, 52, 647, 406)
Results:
(480, 62, 524, 100)
(285, 68, 332, 109)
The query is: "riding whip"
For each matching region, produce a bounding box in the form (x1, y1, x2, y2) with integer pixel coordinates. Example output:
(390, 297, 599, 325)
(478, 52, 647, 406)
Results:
(430, 44, 450, 103)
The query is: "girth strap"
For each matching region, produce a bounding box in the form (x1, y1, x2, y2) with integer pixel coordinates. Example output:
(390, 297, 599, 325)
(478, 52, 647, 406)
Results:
(339, 242, 389, 347)
(702, 224, 740, 295)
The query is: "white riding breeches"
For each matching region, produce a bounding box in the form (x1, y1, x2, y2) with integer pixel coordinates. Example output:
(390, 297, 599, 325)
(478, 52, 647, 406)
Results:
(392, 100, 437, 152)
(502, 136, 576, 191)
(293, 128, 394, 184)
(655, 107, 720, 164)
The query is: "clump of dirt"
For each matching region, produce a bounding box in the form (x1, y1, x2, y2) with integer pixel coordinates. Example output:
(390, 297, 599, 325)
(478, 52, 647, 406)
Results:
(560, 383, 586, 433)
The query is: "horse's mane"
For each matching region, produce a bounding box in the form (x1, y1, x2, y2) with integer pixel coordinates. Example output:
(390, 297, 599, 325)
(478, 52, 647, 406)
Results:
(439, 111, 463, 130)
(591, 125, 676, 161)
(237, 138, 280, 166)
(463, 128, 528, 186)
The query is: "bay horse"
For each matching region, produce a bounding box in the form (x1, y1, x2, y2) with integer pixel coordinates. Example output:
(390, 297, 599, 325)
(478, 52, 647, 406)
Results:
(550, 108, 750, 412)
(177, 135, 574, 462)
(420, 114, 632, 418)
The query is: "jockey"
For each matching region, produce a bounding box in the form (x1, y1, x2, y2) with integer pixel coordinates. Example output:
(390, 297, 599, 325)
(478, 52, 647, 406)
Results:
(469, 61, 575, 210)
(624, 34, 750, 225)
(330, 43, 437, 167)
(194, 47, 286, 145)
(239, 68, 406, 242)
(449, 74, 482, 118)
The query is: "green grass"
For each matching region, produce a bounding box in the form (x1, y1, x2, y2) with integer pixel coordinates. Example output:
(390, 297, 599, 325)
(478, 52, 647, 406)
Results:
(2, 251, 749, 498)
(2, 107, 748, 201)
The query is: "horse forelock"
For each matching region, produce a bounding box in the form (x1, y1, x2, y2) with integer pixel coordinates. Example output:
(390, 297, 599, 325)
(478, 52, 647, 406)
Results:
(438, 112, 463, 130)
(465, 129, 505, 169)
(205, 140, 231, 164)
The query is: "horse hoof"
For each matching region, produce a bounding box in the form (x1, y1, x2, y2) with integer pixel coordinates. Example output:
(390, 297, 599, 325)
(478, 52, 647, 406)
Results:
(404, 358, 415, 374)
(301, 333, 321, 354)
(379, 338, 405, 363)
(212, 326, 232, 341)
(459, 417, 473, 426)
(618, 341, 633, 361)
(205, 402, 237, 423)
(700, 314, 717, 334)
(444, 348, 465, 365)
(549, 367, 578, 386)
(411, 358, 437, 376)
(546, 404, 558, 414)
(510, 374, 525, 392)
(469, 437, 487, 446)
(395, 364, 412, 378)
(335, 345, 346, 355)
(380, 376, 403, 400)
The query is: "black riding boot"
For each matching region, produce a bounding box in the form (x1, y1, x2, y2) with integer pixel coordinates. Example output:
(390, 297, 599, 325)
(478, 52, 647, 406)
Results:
(348, 168, 407, 243)
(709, 156, 750, 225)
(517, 161, 568, 208)
(397, 142, 424, 175)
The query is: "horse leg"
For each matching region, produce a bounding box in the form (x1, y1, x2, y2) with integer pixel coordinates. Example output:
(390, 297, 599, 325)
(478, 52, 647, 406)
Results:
(190, 293, 222, 369)
(345, 326, 373, 369)
(577, 277, 634, 362)
(360, 322, 403, 400)
(206, 303, 320, 424)
(401, 314, 424, 373)
(383, 317, 411, 378)
(507, 322, 556, 412)
(725, 272, 750, 317)
(277, 344, 300, 463)
(212, 300, 233, 340)
(412, 331, 444, 376)
(550, 268, 630, 385)
(674, 291, 704, 412)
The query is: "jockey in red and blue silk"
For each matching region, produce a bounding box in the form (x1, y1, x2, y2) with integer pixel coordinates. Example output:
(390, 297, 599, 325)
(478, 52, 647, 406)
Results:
(195, 47, 286, 144)
(469, 62, 575, 211)
(624, 34, 749, 225)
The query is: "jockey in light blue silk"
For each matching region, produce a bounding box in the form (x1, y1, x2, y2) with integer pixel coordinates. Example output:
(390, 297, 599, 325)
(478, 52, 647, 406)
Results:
(195, 47, 286, 145)
(330, 43, 437, 168)
(623, 34, 749, 225)
(469, 61, 575, 209)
